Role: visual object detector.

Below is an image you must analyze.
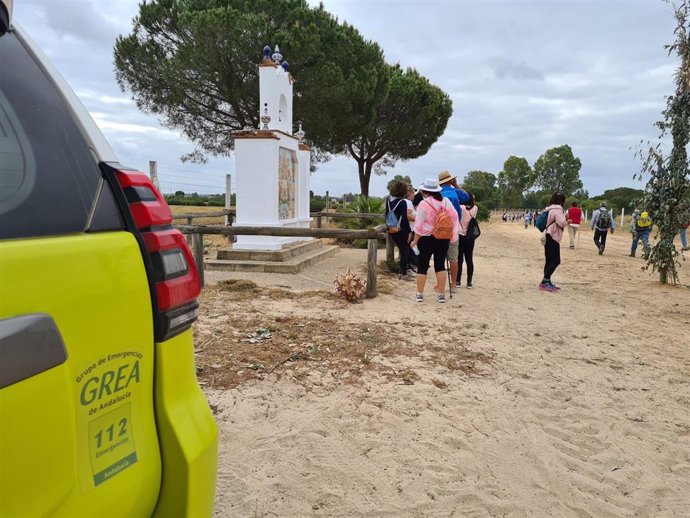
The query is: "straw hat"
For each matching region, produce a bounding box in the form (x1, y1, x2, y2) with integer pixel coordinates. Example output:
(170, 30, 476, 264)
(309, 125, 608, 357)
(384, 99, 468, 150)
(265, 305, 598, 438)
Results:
(418, 178, 442, 192)
(437, 170, 457, 185)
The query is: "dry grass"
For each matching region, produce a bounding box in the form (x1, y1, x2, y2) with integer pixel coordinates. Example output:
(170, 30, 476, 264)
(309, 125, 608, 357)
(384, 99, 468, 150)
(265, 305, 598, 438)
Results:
(170, 205, 228, 225)
(193, 283, 493, 390)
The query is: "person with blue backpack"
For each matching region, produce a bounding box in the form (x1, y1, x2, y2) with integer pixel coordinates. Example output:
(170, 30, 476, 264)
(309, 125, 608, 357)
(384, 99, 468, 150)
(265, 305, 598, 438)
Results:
(536, 192, 571, 292)
(438, 170, 470, 290)
(385, 181, 414, 281)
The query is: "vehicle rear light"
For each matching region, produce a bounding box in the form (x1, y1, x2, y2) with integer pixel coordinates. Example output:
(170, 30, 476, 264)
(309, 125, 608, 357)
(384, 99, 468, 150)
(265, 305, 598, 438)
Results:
(113, 168, 201, 341)
(115, 170, 172, 229)
(160, 250, 187, 277)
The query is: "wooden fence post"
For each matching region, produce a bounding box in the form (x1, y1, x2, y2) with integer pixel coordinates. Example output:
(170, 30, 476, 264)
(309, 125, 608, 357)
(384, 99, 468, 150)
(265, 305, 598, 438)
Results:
(225, 174, 232, 226)
(366, 238, 377, 298)
(149, 160, 161, 192)
(316, 214, 322, 228)
(186, 217, 193, 246)
(386, 233, 394, 263)
(620, 207, 625, 229)
(325, 191, 330, 227)
(192, 233, 205, 287)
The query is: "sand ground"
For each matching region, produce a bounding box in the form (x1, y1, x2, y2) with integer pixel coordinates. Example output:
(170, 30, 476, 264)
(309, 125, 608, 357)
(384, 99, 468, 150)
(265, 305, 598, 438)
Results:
(199, 220, 690, 517)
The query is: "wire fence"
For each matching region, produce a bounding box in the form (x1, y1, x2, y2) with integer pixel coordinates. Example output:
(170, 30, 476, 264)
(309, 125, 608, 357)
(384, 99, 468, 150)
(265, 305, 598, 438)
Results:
(159, 181, 226, 196)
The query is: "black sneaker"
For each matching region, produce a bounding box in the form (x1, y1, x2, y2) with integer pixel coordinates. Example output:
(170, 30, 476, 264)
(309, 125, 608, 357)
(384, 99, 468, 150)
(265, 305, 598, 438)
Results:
(466, 282, 473, 289)
(598, 246, 604, 255)
(415, 292, 423, 303)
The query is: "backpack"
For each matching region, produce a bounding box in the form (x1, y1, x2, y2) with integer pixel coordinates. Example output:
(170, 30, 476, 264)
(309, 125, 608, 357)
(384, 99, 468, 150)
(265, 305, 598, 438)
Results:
(535, 210, 550, 232)
(385, 198, 403, 234)
(426, 199, 454, 240)
(467, 214, 481, 240)
(598, 209, 611, 229)
(636, 212, 652, 229)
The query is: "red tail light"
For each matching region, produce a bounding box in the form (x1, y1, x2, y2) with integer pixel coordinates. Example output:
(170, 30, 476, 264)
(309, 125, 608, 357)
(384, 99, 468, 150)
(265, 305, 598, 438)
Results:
(114, 169, 200, 340)
(116, 170, 172, 228)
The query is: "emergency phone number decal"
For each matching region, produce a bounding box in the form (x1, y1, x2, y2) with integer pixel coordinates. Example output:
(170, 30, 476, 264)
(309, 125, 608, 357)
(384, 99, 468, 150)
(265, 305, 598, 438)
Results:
(75, 351, 142, 488)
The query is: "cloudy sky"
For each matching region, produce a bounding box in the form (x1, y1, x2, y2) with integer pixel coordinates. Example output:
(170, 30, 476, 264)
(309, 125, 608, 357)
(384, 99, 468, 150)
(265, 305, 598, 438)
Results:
(11, 0, 680, 197)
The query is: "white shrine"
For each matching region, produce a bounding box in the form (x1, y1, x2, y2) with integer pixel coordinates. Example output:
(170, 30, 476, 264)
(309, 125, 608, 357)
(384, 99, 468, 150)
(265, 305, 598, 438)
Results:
(232, 45, 312, 250)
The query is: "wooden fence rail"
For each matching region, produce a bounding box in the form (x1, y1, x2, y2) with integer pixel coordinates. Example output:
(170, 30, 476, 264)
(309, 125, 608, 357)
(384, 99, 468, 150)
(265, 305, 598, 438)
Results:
(178, 224, 388, 298)
(170, 209, 383, 222)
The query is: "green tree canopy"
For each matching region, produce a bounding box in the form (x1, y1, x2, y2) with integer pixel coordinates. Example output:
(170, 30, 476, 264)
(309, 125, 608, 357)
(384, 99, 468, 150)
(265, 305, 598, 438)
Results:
(600, 187, 644, 212)
(461, 170, 497, 202)
(533, 145, 583, 195)
(114, 0, 451, 197)
(348, 65, 452, 196)
(498, 156, 533, 208)
(386, 174, 412, 192)
(636, 1, 690, 284)
(114, 0, 387, 159)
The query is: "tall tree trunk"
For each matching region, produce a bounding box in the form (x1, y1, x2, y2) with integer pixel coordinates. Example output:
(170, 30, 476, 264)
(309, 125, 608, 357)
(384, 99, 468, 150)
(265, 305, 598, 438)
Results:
(357, 159, 368, 198)
(361, 160, 374, 198)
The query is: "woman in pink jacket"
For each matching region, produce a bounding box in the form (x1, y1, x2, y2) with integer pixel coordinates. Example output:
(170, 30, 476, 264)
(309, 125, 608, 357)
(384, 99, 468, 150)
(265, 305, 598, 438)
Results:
(540, 192, 571, 292)
(411, 178, 459, 303)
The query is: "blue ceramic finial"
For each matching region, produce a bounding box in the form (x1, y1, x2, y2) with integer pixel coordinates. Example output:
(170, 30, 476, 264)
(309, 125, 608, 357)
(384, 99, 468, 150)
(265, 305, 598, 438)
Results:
(272, 45, 283, 64)
(263, 45, 271, 60)
(281, 60, 289, 72)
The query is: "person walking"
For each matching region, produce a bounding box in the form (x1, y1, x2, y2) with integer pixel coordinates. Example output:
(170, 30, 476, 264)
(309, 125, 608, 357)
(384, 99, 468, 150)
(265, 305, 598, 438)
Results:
(411, 178, 459, 303)
(591, 201, 615, 255)
(566, 201, 583, 249)
(405, 184, 418, 273)
(458, 192, 479, 289)
(438, 170, 470, 290)
(385, 181, 414, 281)
(628, 208, 641, 256)
(631, 210, 652, 257)
(539, 193, 571, 292)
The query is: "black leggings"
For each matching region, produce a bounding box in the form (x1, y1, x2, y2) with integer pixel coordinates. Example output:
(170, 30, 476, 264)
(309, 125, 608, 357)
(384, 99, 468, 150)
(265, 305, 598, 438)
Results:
(458, 234, 475, 283)
(390, 230, 410, 275)
(417, 235, 449, 274)
(543, 234, 561, 280)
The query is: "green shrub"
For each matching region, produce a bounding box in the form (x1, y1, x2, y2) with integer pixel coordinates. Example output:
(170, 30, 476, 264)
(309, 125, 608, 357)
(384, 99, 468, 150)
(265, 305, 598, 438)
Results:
(475, 202, 491, 222)
(336, 196, 386, 248)
(310, 197, 326, 212)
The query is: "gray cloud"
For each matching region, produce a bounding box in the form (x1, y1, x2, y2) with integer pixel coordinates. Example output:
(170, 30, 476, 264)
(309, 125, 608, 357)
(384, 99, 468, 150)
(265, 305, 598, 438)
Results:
(11, 0, 683, 197)
(487, 56, 544, 81)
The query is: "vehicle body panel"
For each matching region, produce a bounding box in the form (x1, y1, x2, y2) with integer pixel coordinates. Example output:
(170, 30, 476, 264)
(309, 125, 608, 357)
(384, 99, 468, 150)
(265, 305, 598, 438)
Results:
(0, 233, 160, 517)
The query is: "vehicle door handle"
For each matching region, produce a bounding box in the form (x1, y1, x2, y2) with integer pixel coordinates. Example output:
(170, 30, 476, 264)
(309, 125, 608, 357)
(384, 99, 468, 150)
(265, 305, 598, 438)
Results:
(0, 314, 67, 389)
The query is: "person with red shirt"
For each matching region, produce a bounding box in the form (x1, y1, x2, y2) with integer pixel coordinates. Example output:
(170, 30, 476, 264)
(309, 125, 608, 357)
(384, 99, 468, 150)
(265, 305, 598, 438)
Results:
(566, 201, 583, 249)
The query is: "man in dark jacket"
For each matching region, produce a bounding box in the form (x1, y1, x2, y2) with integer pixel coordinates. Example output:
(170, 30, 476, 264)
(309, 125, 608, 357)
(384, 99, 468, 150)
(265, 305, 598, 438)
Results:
(591, 202, 615, 255)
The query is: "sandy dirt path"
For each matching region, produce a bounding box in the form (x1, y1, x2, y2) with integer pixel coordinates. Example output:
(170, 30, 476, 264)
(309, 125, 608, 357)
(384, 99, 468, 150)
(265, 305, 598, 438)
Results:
(201, 220, 690, 517)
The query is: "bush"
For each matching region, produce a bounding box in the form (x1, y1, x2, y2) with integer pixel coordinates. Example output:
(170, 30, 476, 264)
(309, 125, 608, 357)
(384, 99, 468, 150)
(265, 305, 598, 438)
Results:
(482, 199, 497, 210)
(334, 268, 366, 303)
(475, 202, 491, 222)
(165, 193, 225, 206)
(310, 197, 326, 212)
(335, 196, 386, 248)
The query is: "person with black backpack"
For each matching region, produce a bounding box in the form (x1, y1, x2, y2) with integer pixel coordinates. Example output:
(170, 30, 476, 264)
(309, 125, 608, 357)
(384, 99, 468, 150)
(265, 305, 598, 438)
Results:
(591, 201, 615, 255)
(385, 181, 414, 281)
(457, 191, 479, 289)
